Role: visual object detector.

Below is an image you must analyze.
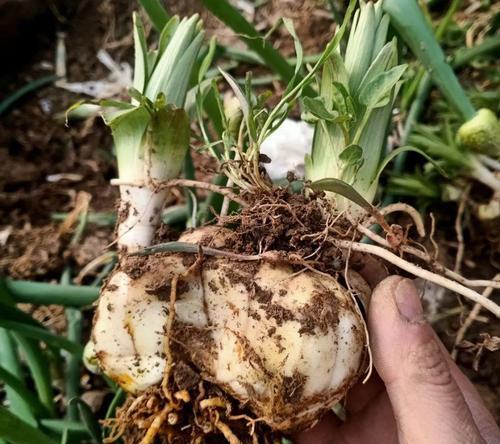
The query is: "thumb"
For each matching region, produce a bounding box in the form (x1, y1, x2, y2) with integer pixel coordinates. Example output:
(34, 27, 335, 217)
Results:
(368, 276, 484, 444)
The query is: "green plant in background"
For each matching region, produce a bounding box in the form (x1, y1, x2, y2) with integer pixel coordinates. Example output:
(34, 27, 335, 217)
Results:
(305, 1, 408, 215)
(383, 0, 500, 200)
(0, 276, 102, 443)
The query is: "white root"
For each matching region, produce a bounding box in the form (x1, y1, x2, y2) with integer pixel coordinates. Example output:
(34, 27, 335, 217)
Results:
(452, 273, 500, 359)
(352, 223, 500, 291)
(332, 240, 500, 318)
(400, 245, 500, 290)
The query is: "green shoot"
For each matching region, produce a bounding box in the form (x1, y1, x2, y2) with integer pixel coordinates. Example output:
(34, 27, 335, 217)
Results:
(305, 1, 407, 215)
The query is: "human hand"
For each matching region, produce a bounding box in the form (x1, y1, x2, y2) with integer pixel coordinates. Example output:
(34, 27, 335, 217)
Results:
(295, 275, 500, 444)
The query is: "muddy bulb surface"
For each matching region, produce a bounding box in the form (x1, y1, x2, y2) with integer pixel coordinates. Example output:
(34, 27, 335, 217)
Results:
(92, 228, 367, 432)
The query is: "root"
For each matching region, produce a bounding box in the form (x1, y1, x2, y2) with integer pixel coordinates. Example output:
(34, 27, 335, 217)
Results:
(105, 380, 276, 443)
(220, 178, 235, 218)
(139, 405, 173, 444)
(382, 204, 426, 237)
(161, 274, 179, 403)
(74, 251, 116, 284)
(401, 245, 500, 290)
(428, 213, 439, 262)
(365, 203, 426, 237)
(332, 239, 500, 318)
(215, 414, 242, 444)
(352, 219, 500, 291)
(454, 189, 469, 274)
(452, 273, 500, 360)
(343, 244, 373, 383)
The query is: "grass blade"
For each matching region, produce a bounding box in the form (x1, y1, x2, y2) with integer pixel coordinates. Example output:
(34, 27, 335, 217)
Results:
(0, 330, 36, 426)
(0, 75, 58, 116)
(69, 399, 102, 444)
(40, 419, 90, 436)
(12, 334, 56, 417)
(104, 388, 126, 420)
(383, 0, 475, 121)
(0, 406, 56, 444)
(201, 0, 314, 95)
(1, 320, 82, 354)
(0, 281, 56, 416)
(0, 366, 49, 418)
(6, 280, 99, 307)
(138, 0, 169, 31)
(60, 269, 83, 422)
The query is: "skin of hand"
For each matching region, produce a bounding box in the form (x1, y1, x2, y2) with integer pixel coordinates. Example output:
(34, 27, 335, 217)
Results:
(295, 274, 500, 444)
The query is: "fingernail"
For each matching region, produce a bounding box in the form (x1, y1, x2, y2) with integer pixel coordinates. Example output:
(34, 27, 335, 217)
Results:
(395, 278, 425, 323)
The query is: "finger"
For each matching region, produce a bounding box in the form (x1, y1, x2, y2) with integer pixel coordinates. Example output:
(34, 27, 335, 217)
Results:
(295, 386, 399, 444)
(345, 372, 385, 414)
(368, 276, 485, 444)
(443, 345, 500, 443)
(341, 389, 399, 444)
(293, 411, 343, 444)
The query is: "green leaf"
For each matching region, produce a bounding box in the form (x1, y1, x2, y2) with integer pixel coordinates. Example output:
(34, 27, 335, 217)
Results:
(0, 285, 56, 417)
(0, 406, 56, 444)
(98, 99, 134, 111)
(303, 97, 337, 121)
(387, 173, 441, 199)
(138, 0, 169, 31)
(282, 17, 303, 91)
(40, 419, 90, 435)
(0, 366, 49, 417)
(372, 145, 448, 187)
(132, 13, 149, 94)
(69, 399, 101, 444)
(344, 2, 377, 92)
(6, 279, 99, 307)
(331, 81, 355, 118)
(158, 16, 180, 57)
(358, 64, 407, 108)
(12, 334, 56, 418)
(219, 68, 249, 123)
(0, 75, 57, 117)
(127, 87, 147, 105)
(0, 330, 36, 426)
(0, 319, 82, 354)
(357, 39, 396, 97)
(108, 105, 150, 182)
(339, 144, 363, 167)
(145, 15, 202, 104)
(148, 105, 190, 181)
(104, 388, 126, 420)
(164, 32, 205, 107)
(64, 277, 83, 423)
(383, 0, 475, 121)
(310, 178, 373, 212)
(201, 0, 302, 92)
(198, 36, 217, 83)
